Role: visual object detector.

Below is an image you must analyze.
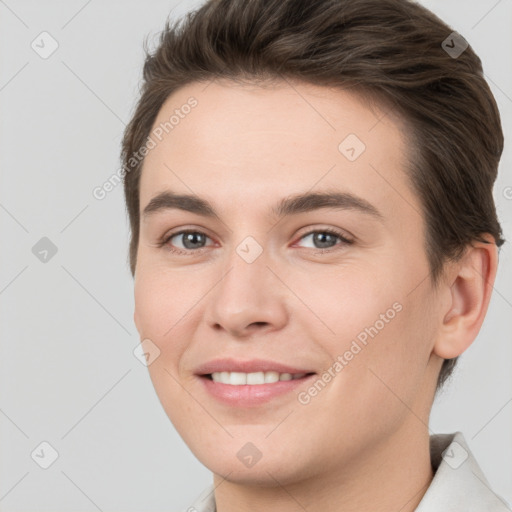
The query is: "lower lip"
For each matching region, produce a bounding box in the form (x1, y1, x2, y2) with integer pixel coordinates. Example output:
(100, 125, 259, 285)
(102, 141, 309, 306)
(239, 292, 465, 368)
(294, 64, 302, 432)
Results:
(197, 374, 316, 407)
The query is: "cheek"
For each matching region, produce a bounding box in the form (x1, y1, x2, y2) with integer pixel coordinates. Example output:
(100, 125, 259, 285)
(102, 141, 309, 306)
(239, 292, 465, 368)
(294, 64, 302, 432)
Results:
(307, 263, 430, 405)
(135, 264, 190, 326)
(292, 260, 399, 348)
(133, 270, 197, 364)
(133, 272, 197, 428)
(328, 293, 434, 426)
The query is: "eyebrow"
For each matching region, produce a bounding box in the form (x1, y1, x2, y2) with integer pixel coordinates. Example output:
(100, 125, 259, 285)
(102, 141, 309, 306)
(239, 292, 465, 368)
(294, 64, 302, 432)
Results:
(142, 189, 384, 221)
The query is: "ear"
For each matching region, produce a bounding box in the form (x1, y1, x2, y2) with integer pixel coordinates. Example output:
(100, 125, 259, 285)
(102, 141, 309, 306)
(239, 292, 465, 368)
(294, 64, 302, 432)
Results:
(433, 235, 498, 360)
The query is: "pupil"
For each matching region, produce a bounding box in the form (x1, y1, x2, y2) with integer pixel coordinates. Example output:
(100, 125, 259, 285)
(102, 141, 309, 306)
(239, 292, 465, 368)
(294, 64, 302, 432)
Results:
(315, 232, 335, 249)
(184, 232, 204, 249)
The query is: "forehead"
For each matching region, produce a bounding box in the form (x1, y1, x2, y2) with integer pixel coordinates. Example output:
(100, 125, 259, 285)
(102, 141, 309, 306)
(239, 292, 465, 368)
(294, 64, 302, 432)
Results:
(139, 79, 417, 222)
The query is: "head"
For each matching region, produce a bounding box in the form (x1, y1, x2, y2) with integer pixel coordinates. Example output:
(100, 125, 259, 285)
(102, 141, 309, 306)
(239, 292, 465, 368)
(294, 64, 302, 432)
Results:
(122, 0, 504, 485)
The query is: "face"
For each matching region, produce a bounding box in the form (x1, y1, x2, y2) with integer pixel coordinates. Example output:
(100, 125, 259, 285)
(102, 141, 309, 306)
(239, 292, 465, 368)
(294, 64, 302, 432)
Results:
(133, 79, 444, 485)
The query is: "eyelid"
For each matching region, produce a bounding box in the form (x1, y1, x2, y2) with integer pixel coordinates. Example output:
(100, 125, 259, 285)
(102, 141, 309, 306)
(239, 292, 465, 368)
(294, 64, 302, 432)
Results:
(293, 225, 354, 244)
(160, 224, 215, 241)
(159, 227, 216, 253)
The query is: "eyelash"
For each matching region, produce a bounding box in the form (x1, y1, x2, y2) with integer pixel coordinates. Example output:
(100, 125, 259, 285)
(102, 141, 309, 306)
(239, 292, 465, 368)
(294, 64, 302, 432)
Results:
(157, 228, 354, 256)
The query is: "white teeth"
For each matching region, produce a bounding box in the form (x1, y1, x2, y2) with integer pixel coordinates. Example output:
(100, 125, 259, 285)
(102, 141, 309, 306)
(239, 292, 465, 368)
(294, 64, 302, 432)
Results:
(264, 371, 280, 383)
(210, 371, 309, 385)
(230, 372, 246, 385)
(247, 371, 265, 384)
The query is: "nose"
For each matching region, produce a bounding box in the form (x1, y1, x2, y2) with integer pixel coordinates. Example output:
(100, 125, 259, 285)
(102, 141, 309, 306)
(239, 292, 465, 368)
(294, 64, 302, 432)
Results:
(204, 247, 289, 339)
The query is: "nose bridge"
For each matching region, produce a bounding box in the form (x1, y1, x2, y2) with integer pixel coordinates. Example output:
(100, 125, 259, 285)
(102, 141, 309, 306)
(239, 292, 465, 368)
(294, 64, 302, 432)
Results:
(205, 235, 287, 336)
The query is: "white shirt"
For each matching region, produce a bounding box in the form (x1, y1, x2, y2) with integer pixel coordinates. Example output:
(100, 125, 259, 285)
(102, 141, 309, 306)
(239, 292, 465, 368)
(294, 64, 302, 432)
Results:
(182, 431, 511, 511)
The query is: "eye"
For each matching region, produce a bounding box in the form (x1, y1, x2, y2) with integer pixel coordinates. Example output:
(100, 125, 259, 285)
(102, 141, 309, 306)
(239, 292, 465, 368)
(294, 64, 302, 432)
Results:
(159, 229, 214, 255)
(295, 228, 353, 252)
(158, 227, 353, 256)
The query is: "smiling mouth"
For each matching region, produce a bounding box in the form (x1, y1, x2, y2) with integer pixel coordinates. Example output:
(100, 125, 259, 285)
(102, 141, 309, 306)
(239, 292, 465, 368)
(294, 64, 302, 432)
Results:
(202, 371, 316, 385)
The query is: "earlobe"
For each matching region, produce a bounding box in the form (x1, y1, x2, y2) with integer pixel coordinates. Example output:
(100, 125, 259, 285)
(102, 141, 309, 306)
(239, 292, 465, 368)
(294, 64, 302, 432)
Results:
(433, 237, 498, 360)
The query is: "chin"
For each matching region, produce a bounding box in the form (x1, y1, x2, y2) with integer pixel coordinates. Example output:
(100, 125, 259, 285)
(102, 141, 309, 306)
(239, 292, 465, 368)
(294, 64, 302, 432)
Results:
(205, 459, 300, 487)
(189, 440, 316, 487)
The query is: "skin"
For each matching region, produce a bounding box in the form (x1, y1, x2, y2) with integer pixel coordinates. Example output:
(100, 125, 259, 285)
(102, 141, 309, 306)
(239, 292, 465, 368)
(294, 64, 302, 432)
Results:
(133, 79, 497, 512)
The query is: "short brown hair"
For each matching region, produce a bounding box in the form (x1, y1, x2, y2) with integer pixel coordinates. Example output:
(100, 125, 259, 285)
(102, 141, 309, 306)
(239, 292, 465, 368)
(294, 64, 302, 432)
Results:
(121, 0, 504, 393)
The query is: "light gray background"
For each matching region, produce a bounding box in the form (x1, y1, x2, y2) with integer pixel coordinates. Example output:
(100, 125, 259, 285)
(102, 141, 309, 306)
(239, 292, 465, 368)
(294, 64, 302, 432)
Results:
(0, 1, 511, 510)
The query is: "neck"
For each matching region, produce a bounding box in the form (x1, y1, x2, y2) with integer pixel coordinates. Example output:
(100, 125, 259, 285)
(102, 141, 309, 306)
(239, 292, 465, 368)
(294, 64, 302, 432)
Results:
(213, 424, 434, 512)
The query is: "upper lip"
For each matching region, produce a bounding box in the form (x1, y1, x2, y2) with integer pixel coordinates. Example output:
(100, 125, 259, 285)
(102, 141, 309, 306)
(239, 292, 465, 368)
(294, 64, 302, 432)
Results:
(195, 358, 316, 375)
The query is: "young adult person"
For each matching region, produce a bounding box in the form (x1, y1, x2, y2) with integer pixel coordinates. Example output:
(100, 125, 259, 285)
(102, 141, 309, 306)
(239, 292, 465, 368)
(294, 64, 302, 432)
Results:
(121, 1, 510, 510)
